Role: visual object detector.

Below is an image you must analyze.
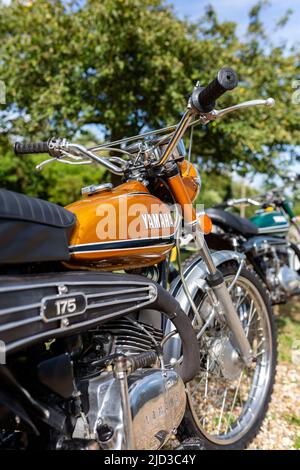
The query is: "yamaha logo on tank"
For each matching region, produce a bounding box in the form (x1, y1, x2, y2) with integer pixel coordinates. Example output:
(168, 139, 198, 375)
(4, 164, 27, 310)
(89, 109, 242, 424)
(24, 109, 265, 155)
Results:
(141, 212, 174, 229)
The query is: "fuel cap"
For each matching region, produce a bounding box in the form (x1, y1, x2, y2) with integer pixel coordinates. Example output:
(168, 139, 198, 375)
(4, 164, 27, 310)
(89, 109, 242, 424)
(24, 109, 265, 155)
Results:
(81, 183, 113, 196)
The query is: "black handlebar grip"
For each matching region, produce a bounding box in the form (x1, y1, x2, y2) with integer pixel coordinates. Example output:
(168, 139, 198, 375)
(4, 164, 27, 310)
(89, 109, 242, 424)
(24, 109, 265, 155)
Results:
(191, 67, 238, 113)
(14, 141, 49, 156)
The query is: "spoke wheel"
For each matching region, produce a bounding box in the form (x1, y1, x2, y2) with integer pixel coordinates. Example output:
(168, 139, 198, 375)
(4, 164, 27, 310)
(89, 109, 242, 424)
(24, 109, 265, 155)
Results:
(179, 262, 277, 449)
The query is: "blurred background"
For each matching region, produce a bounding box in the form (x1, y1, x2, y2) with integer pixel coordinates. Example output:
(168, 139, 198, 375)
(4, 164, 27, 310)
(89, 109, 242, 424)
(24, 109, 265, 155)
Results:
(0, 0, 300, 449)
(0, 0, 299, 209)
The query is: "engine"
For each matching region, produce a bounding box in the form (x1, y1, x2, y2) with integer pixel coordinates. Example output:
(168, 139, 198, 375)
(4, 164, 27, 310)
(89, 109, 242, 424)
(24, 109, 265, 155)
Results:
(245, 237, 300, 302)
(0, 271, 197, 450)
(1, 313, 186, 450)
(69, 314, 186, 450)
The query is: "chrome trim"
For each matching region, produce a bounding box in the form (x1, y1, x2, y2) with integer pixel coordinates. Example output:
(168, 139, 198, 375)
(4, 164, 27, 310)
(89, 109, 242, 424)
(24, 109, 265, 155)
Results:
(69, 243, 174, 255)
(85, 295, 152, 310)
(0, 302, 41, 317)
(258, 224, 289, 234)
(86, 286, 151, 299)
(69, 234, 175, 249)
(0, 279, 157, 294)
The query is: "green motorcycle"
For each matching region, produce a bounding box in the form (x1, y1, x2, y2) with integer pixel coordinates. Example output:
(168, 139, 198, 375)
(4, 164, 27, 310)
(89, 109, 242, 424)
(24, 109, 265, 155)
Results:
(205, 174, 300, 304)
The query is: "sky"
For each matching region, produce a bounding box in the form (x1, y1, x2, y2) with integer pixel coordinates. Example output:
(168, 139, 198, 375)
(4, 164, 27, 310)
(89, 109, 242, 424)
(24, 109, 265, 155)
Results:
(169, 1, 300, 188)
(169, 0, 300, 48)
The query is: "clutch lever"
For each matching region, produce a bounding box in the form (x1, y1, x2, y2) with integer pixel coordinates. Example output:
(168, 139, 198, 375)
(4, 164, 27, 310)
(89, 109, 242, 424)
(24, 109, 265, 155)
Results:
(35, 151, 92, 171)
(36, 157, 57, 171)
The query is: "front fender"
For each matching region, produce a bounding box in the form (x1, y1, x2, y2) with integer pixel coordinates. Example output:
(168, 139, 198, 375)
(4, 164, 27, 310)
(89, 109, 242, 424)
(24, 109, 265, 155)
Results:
(170, 250, 244, 312)
(164, 250, 245, 364)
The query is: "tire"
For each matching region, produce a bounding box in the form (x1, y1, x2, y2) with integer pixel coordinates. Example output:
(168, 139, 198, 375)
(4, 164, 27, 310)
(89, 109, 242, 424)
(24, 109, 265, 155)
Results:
(178, 260, 277, 450)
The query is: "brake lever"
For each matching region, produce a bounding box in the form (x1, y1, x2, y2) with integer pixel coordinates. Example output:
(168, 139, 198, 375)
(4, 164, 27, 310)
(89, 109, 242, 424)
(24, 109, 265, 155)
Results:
(191, 98, 275, 126)
(214, 98, 275, 119)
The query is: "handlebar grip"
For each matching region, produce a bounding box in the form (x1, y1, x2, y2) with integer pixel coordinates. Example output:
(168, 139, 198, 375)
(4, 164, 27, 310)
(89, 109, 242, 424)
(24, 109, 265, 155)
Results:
(14, 141, 49, 156)
(192, 67, 238, 113)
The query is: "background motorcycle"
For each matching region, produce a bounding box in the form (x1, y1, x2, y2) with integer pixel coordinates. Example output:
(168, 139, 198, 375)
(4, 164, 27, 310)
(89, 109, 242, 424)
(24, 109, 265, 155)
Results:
(0, 69, 277, 450)
(205, 177, 300, 304)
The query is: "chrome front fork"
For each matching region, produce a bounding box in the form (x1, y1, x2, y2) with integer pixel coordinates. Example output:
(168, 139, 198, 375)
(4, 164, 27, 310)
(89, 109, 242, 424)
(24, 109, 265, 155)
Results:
(195, 231, 253, 367)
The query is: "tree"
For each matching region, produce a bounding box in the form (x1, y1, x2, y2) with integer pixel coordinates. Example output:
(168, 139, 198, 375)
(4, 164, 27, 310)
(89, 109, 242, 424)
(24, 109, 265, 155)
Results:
(0, 0, 299, 205)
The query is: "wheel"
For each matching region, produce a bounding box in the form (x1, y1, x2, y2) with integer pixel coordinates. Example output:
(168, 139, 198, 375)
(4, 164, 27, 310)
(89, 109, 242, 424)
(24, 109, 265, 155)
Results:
(178, 260, 277, 449)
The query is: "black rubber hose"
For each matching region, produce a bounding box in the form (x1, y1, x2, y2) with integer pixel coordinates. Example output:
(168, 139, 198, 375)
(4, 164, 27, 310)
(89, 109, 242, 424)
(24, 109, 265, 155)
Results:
(151, 283, 200, 383)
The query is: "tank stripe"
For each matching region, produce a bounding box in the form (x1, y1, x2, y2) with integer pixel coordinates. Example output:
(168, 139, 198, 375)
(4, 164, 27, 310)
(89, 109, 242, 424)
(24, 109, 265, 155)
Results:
(69, 236, 175, 253)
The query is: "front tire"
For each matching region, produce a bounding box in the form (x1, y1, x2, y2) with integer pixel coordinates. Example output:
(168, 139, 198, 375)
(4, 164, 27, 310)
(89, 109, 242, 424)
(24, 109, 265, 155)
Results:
(178, 261, 277, 449)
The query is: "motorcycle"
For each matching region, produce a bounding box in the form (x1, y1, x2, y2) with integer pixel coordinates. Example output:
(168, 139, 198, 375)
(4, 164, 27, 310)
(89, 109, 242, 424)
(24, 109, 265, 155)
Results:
(206, 176, 300, 304)
(0, 68, 277, 450)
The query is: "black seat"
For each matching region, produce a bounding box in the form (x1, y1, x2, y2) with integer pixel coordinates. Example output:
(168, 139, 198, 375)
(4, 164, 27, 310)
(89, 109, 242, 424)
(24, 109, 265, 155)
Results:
(206, 208, 258, 237)
(0, 189, 76, 265)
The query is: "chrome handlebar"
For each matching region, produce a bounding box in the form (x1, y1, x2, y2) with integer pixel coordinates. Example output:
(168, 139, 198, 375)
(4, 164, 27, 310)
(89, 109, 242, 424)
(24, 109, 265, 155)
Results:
(226, 197, 262, 207)
(66, 143, 124, 175)
(33, 97, 275, 173)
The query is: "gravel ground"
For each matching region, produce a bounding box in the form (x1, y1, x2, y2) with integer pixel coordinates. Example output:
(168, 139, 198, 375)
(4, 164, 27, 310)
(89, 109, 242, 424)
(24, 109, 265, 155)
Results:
(248, 362, 300, 449)
(248, 300, 300, 450)
(168, 303, 300, 450)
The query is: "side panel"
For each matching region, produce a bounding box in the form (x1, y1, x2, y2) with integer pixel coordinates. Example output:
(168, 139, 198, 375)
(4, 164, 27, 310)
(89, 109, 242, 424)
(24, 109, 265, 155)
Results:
(0, 271, 158, 354)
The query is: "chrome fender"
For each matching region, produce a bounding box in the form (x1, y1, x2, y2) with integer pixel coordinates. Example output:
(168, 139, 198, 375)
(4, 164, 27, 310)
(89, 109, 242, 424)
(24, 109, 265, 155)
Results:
(164, 250, 245, 364)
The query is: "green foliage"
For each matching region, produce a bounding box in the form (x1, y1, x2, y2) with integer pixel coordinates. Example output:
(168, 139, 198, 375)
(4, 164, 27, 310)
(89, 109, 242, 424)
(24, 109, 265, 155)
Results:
(295, 435, 300, 449)
(196, 171, 232, 208)
(0, 130, 106, 204)
(276, 301, 300, 363)
(0, 0, 299, 204)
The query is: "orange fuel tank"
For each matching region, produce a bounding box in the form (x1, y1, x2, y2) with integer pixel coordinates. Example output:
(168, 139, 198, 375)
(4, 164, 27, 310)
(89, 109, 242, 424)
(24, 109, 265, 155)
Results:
(66, 181, 176, 270)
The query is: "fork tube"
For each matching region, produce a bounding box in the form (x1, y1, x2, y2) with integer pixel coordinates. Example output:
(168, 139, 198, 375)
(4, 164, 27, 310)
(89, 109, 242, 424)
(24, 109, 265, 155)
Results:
(167, 173, 252, 366)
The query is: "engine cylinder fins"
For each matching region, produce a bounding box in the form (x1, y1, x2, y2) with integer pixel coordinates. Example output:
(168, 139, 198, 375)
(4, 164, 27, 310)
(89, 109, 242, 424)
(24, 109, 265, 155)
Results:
(100, 318, 163, 355)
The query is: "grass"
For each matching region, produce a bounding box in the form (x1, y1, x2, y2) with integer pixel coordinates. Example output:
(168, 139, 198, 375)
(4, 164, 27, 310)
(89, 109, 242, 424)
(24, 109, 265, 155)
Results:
(283, 413, 300, 427)
(276, 301, 300, 364)
(294, 435, 300, 449)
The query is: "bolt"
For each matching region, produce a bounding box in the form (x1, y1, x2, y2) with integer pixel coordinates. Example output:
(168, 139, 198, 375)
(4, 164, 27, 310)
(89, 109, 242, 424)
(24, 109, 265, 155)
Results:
(97, 423, 114, 442)
(58, 285, 68, 294)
